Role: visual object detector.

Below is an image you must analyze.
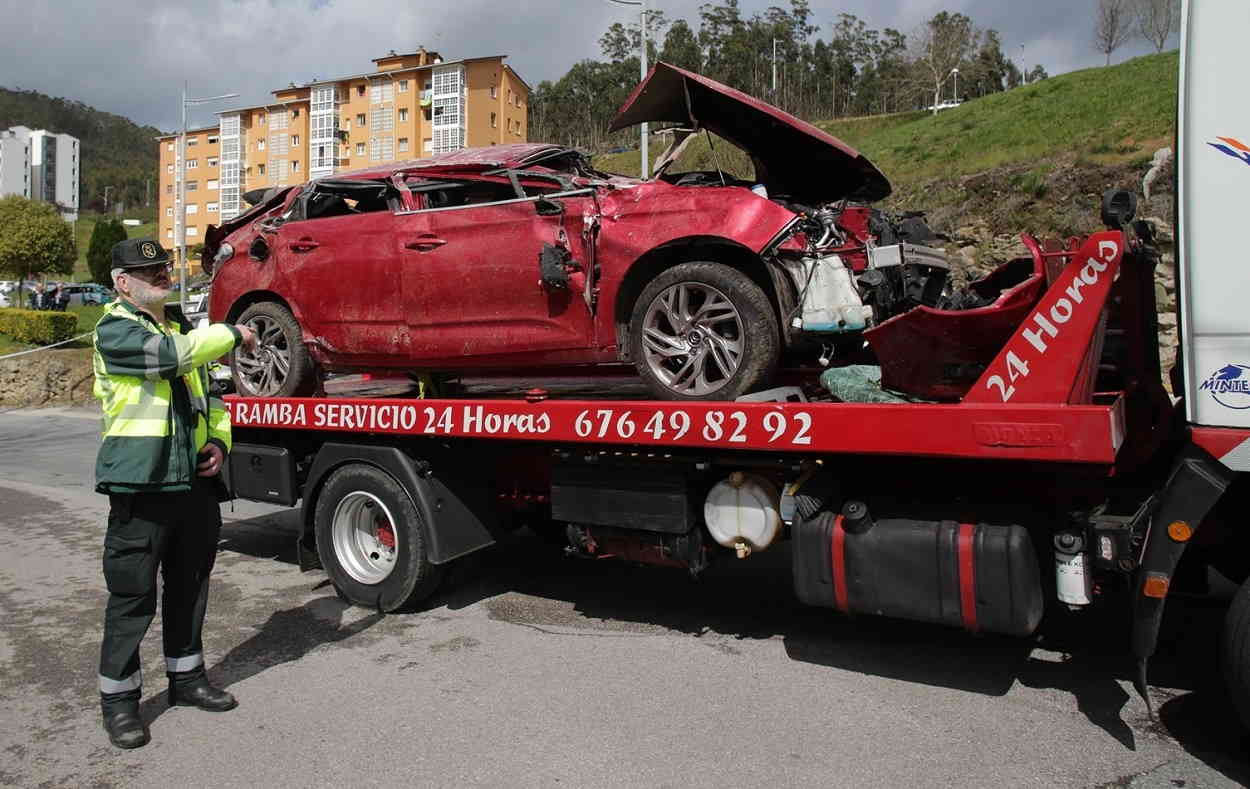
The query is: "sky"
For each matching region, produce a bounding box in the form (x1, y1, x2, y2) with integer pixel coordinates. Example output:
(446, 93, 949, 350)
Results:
(1, 0, 1177, 133)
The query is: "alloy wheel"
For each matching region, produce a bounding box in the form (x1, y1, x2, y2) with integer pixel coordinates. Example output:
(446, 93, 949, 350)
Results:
(640, 281, 744, 397)
(234, 314, 291, 396)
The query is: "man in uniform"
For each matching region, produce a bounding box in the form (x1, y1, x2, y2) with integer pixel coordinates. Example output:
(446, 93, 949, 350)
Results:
(92, 238, 257, 749)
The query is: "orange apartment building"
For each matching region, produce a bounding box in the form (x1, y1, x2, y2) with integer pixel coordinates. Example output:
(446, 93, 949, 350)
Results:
(158, 48, 529, 267)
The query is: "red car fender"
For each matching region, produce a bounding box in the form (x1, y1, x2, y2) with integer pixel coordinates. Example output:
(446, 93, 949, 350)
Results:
(592, 181, 799, 345)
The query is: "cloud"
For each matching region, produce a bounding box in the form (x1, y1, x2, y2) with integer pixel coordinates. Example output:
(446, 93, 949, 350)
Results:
(0, 0, 1176, 132)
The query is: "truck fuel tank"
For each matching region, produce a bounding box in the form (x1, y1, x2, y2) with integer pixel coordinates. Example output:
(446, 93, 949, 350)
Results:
(792, 504, 1044, 637)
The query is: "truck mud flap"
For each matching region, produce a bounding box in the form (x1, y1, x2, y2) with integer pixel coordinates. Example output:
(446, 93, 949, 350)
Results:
(793, 508, 1044, 637)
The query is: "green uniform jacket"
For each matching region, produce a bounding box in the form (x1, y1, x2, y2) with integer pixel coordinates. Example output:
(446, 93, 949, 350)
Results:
(92, 300, 242, 495)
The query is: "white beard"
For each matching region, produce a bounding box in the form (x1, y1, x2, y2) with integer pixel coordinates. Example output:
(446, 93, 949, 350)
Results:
(125, 278, 171, 309)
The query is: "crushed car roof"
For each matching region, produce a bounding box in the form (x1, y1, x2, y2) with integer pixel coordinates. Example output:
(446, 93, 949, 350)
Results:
(610, 62, 891, 204)
(330, 143, 568, 180)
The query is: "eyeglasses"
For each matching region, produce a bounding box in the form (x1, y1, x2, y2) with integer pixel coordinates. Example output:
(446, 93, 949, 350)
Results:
(124, 263, 172, 280)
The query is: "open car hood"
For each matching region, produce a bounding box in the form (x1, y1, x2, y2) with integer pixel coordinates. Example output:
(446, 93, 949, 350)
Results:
(610, 62, 891, 204)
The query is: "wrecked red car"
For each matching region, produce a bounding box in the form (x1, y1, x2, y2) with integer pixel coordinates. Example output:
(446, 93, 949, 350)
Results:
(205, 63, 964, 401)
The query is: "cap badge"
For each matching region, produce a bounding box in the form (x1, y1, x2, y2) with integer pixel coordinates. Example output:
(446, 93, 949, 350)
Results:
(140, 242, 158, 259)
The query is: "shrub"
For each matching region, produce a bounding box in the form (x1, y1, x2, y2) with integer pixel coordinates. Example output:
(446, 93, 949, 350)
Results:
(0, 308, 80, 344)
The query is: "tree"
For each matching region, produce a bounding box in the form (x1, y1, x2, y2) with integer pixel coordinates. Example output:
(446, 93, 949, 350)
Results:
(1027, 64, 1050, 82)
(87, 218, 128, 287)
(1134, 0, 1180, 53)
(0, 196, 76, 306)
(660, 19, 702, 72)
(1095, 0, 1134, 66)
(911, 12, 980, 114)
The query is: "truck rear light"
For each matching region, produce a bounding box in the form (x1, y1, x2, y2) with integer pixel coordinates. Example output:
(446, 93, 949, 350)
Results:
(1142, 572, 1170, 598)
(1166, 520, 1193, 542)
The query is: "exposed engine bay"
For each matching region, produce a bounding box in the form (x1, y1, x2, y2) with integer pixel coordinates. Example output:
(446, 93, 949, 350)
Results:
(768, 201, 950, 338)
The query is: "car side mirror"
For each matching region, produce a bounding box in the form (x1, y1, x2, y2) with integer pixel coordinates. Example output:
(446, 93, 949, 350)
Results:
(534, 197, 564, 217)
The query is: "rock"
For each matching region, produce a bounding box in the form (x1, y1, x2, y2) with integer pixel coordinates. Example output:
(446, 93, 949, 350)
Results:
(1141, 216, 1174, 244)
(0, 349, 96, 407)
(1158, 312, 1177, 329)
(959, 246, 978, 266)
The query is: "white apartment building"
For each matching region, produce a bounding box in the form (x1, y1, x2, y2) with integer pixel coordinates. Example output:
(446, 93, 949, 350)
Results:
(0, 128, 31, 199)
(1, 126, 80, 220)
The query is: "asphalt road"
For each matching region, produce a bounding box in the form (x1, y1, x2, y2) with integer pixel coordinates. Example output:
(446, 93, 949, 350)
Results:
(0, 406, 1247, 788)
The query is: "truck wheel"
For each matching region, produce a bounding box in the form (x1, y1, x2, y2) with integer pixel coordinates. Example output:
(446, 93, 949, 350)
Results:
(314, 464, 442, 611)
(629, 262, 779, 401)
(232, 301, 315, 397)
(1225, 576, 1250, 729)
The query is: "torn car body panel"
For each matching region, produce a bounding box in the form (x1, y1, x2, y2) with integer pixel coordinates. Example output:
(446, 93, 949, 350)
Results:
(610, 62, 891, 204)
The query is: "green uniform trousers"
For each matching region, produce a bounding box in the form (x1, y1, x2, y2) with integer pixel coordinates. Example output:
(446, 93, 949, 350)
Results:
(98, 476, 222, 709)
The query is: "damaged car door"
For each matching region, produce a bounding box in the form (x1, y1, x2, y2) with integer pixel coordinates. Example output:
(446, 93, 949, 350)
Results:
(273, 179, 408, 363)
(394, 175, 597, 363)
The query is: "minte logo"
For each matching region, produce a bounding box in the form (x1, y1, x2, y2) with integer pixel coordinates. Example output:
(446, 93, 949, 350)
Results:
(1199, 364, 1250, 409)
(1209, 136, 1250, 166)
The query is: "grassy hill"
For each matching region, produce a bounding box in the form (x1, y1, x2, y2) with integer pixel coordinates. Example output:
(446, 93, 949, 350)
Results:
(0, 87, 161, 218)
(595, 51, 1178, 236)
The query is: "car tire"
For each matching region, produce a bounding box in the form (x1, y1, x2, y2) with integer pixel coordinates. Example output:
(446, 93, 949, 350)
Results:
(629, 261, 779, 401)
(314, 464, 443, 612)
(1225, 576, 1250, 730)
(231, 301, 316, 397)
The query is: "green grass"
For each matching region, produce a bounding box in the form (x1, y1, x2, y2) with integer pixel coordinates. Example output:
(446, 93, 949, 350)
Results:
(70, 214, 158, 283)
(593, 51, 1178, 191)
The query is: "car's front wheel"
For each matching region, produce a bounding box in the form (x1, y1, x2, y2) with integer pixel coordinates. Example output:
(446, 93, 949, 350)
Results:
(629, 261, 780, 401)
(231, 301, 316, 397)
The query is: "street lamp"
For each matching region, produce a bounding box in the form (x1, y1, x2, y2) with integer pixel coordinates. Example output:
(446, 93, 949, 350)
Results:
(950, 68, 959, 102)
(179, 84, 238, 311)
(608, 0, 650, 179)
(1020, 44, 1027, 86)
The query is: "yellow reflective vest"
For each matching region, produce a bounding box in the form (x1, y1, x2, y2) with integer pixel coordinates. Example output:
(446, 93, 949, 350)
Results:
(92, 300, 241, 494)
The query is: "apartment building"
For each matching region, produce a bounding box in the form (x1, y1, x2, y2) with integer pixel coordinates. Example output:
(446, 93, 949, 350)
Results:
(0, 128, 30, 199)
(0, 126, 79, 219)
(156, 125, 221, 255)
(158, 48, 529, 266)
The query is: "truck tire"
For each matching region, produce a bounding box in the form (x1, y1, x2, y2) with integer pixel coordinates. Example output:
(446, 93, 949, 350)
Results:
(629, 261, 779, 401)
(1225, 576, 1250, 730)
(314, 464, 442, 611)
(232, 301, 315, 397)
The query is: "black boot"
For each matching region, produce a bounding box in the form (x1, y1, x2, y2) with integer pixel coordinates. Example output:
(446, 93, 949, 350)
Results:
(101, 696, 149, 749)
(167, 675, 237, 711)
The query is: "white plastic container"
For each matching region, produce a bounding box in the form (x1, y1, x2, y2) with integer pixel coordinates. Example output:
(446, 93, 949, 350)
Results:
(703, 472, 782, 557)
(800, 255, 873, 333)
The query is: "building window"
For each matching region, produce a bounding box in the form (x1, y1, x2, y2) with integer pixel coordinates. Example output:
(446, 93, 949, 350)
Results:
(398, 137, 409, 152)
(165, 184, 172, 194)
(207, 135, 219, 144)
(207, 179, 218, 190)
(258, 164, 265, 175)
(291, 135, 299, 146)
(187, 159, 198, 169)
(370, 82, 394, 103)
(292, 108, 300, 118)
(186, 226, 198, 237)
(186, 180, 198, 191)
(258, 139, 265, 151)
(356, 142, 365, 156)
(167, 142, 174, 151)
(207, 202, 218, 212)
(167, 164, 173, 173)
(166, 207, 173, 216)
(342, 118, 350, 130)
(187, 137, 198, 146)
(399, 108, 408, 122)
(357, 85, 366, 96)
(356, 113, 366, 126)
(167, 229, 173, 239)
(398, 79, 408, 92)
(292, 160, 300, 172)
(490, 112, 496, 128)
(207, 156, 218, 167)
(490, 86, 497, 99)
(258, 113, 265, 125)
(186, 204, 198, 215)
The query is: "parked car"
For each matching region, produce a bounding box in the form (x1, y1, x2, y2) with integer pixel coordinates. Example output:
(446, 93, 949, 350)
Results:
(63, 283, 114, 306)
(205, 63, 958, 401)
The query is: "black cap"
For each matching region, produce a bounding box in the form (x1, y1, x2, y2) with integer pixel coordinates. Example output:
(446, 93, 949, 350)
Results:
(112, 238, 171, 269)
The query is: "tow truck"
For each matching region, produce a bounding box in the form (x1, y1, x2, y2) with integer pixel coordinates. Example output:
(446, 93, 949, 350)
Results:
(215, 2, 1250, 726)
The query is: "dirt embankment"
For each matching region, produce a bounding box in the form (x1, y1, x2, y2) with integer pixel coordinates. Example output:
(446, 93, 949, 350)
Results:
(0, 348, 96, 407)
